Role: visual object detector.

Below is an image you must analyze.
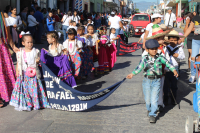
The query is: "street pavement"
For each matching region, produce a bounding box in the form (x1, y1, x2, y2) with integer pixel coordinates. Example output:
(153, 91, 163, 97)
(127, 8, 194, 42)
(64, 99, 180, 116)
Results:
(0, 28, 197, 133)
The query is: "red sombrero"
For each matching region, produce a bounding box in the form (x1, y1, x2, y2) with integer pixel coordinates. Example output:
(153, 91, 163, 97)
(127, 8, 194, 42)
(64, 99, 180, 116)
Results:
(146, 24, 168, 40)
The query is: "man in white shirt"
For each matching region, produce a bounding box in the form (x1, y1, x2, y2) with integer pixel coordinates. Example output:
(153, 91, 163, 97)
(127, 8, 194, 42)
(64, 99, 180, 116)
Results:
(108, 10, 123, 36)
(165, 9, 176, 27)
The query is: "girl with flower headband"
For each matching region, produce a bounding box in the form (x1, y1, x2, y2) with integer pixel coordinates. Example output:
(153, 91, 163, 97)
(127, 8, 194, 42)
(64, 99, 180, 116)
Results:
(98, 26, 110, 74)
(10, 31, 50, 111)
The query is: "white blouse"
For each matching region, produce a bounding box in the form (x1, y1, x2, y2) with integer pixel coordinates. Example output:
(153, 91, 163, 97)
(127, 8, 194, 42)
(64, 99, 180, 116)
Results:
(22, 48, 37, 71)
(48, 44, 64, 57)
(63, 39, 82, 55)
(87, 34, 99, 47)
(8, 15, 22, 26)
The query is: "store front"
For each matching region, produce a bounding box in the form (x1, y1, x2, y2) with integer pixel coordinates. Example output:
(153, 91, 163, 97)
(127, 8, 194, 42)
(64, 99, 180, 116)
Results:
(57, 0, 69, 13)
(0, 0, 18, 13)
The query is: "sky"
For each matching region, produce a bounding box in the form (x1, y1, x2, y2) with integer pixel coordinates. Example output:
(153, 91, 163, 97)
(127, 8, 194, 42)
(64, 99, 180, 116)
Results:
(133, 0, 158, 11)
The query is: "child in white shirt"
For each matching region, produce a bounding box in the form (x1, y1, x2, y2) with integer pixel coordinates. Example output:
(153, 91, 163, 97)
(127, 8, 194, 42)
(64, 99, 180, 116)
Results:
(63, 28, 82, 77)
(110, 28, 119, 45)
(164, 31, 185, 105)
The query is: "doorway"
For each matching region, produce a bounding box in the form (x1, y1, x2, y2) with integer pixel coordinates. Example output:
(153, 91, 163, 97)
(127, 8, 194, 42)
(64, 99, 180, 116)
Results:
(90, 2, 94, 13)
(84, 4, 88, 12)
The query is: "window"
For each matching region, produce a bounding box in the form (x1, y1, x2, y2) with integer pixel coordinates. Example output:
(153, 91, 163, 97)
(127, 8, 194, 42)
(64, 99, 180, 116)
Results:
(132, 15, 149, 21)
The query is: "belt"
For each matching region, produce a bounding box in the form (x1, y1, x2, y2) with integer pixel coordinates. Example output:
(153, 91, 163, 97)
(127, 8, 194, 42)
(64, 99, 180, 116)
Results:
(144, 75, 162, 79)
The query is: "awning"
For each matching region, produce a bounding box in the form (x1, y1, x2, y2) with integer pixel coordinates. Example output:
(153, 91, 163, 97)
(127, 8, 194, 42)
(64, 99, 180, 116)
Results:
(167, 1, 176, 7)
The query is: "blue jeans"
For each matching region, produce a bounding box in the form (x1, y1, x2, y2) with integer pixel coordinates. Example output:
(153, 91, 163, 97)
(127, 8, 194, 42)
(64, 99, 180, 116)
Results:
(142, 77, 161, 117)
(28, 26, 36, 38)
(62, 25, 69, 41)
(115, 28, 120, 36)
(35, 23, 43, 43)
(191, 39, 200, 76)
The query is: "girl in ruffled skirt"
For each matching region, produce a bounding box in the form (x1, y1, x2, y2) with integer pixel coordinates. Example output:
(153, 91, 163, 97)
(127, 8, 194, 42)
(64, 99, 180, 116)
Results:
(10, 32, 50, 111)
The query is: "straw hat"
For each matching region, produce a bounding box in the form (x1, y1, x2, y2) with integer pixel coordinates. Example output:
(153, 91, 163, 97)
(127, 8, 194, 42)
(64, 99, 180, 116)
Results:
(165, 30, 185, 38)
(160, 24, 173, 31)
(146, 24, 168, 40)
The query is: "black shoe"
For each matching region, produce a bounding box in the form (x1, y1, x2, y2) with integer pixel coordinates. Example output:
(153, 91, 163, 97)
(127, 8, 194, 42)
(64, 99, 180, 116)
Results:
(158, 105, 164, 112)
(149, 116, 156, 123)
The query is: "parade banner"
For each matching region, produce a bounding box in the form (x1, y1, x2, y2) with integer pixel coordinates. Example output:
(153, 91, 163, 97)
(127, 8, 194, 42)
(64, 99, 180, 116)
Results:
(41, 62, 126, 111)
(116, 36, 142, 56)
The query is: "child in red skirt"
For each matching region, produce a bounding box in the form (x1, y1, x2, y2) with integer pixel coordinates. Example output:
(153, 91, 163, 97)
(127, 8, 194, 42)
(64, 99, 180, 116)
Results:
(98, 26, 110, 74)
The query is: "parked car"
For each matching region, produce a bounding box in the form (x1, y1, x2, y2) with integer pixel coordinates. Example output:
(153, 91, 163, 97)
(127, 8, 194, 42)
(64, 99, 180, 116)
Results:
(129, 13, 151, 36)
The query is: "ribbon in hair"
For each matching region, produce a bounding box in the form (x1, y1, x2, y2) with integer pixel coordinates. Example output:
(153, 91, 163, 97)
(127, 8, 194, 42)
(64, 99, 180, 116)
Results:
(19, 31, 31, 38)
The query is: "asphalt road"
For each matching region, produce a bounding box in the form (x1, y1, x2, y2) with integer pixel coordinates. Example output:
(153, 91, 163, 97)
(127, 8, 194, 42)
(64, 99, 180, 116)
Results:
(0, 28, 197, 133)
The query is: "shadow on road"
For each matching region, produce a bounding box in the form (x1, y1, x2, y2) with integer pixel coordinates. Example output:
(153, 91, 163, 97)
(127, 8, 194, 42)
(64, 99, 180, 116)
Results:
(75, 81, 107, 92)
(157, 69, 195, 120)
(117, 54, 142, 57)
(112, 61, 131, 71)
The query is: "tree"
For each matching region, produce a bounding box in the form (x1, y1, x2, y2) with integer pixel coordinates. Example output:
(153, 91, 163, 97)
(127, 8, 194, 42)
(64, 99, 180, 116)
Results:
(134, 8, 140, 13)
(135, 8, 139, 12)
